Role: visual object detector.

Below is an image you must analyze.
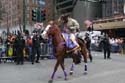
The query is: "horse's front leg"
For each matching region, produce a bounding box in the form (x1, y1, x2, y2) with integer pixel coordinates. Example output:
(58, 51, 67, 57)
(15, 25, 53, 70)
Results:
(60, 62, 68, 80)
(69, 63, 75, 75)
(48, 60, 60, 83)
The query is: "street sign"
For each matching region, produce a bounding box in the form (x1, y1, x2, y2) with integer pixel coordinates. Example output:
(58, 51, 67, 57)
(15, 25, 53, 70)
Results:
(34, 23, 43, 29)
(38, 0, 45, 7)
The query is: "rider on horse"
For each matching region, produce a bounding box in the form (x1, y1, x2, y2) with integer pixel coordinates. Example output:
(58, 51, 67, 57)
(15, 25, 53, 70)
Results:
(58, 14, 80, 52)
(41, 20, 88, 83)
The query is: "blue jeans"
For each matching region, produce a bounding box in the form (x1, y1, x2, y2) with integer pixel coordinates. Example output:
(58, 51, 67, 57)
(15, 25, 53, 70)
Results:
(27, 46, 32, 61)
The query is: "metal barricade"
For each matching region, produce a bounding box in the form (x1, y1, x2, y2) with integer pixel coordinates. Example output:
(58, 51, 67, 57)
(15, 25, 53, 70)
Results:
(40, 43, 53, 59)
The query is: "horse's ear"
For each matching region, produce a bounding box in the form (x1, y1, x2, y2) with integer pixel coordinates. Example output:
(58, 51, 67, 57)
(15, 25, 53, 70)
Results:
(48, 21, 54, 25)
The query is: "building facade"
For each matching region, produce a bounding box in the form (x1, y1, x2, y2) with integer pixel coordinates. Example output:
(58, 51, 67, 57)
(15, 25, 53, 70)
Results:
(0, 0, 54, 33)
(1, 0, 18, 31)
(73, 0, 102, 29)
(94, 0, 125, 37)
(55, 0, 102, 29)
(55, 0, 76, 18)
(102, 0, 125, 18)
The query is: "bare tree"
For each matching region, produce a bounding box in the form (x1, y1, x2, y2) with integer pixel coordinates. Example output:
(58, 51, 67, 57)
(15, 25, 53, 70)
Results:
(0, 1, 5, 20)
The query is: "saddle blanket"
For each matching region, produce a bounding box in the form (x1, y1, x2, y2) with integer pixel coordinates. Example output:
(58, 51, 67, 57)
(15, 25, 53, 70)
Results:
(62, 33, 77, 49)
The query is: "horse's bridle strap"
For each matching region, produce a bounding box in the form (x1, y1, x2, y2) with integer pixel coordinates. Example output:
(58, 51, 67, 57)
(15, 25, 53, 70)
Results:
(58, 42, 65, 47)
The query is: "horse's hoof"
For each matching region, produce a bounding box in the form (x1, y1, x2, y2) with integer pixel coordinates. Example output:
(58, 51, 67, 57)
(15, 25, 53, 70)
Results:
(83, 71, 88, 75)
(48, 79, 53, 83)
(69, 71, 73, 75)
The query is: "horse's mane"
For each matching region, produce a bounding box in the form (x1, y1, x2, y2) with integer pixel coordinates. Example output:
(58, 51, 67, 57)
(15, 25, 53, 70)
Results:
(50, 21, 62, 34)
(47, 21, 63, 40)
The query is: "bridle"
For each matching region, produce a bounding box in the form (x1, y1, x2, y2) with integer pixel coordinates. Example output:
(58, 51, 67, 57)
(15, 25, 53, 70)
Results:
(41, 24, 51, 39)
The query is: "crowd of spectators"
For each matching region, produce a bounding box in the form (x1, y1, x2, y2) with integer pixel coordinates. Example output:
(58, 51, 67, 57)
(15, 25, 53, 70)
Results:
(91, 35, 125, 54)
(0, 30, 125, 64)
(0, 30, 52, 64)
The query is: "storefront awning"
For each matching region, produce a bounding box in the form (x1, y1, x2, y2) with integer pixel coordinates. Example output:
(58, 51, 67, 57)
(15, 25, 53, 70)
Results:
(93, 21, 125, 30)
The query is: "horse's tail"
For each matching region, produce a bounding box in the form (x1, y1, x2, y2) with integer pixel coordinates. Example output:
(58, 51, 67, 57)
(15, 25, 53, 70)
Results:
(77, 37, 88, 63)
(77, 37, 85, 46)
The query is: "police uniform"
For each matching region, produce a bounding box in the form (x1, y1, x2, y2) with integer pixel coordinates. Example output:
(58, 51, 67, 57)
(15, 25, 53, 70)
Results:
(15, 34, 25, 65)
(101, 36, 111, 59)
(31, 33, 41, 64)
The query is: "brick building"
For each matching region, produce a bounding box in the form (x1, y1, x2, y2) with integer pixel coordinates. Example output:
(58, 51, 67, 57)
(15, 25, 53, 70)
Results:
(0, 0, 54, 33)
(0, 0, 18, 31)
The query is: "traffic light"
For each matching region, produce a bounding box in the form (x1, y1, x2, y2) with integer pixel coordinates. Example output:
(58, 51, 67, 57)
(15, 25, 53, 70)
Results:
(32, 8, 37, 21)
(37, 8, 41, 22)
(41, 9, 46, 21)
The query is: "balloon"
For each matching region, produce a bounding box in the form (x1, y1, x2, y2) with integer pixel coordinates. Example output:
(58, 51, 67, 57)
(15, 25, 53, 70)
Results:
(84, 20, 92, 28)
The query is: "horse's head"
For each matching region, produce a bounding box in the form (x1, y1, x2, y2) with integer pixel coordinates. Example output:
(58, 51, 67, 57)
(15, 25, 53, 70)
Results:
(41, 21, 60, 39)
(72, 52, 81, 65)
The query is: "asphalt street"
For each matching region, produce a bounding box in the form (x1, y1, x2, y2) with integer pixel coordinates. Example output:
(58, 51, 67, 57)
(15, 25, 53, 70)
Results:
(0, 51, 125, 83)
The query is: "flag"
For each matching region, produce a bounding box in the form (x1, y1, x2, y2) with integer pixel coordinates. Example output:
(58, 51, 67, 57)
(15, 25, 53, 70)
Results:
(34, 23, 43, 29)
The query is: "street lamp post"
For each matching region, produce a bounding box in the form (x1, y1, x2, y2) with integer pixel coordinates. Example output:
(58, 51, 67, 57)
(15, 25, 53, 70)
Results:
(6, 12, 9, 37)
(23, 0, 26, 32)
(37, 0, 46, 22)
(0, 21, 1, 29)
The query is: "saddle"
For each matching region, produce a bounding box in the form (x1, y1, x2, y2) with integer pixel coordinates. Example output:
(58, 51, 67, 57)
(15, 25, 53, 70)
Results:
(62, 33, 80, 53)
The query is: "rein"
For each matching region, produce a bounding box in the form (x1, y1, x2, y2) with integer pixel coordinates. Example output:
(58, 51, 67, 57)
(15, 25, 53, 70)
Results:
(58, 42, 65, 47)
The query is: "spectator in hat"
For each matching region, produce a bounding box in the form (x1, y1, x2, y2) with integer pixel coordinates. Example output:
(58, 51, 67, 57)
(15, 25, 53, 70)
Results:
(31, 30, 42, 64)
(14, 31, 25, 65)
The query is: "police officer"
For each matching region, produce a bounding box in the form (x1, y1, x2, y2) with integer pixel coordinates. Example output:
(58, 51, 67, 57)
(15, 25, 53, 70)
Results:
(101, 34, 111, 59)
(14, 31, 25, 65)
(31, 30, 41, 64)
(84, 33, 92, 62)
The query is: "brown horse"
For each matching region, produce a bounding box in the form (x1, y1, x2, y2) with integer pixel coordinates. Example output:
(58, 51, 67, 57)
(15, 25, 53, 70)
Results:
(41, 21, 88, 83)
